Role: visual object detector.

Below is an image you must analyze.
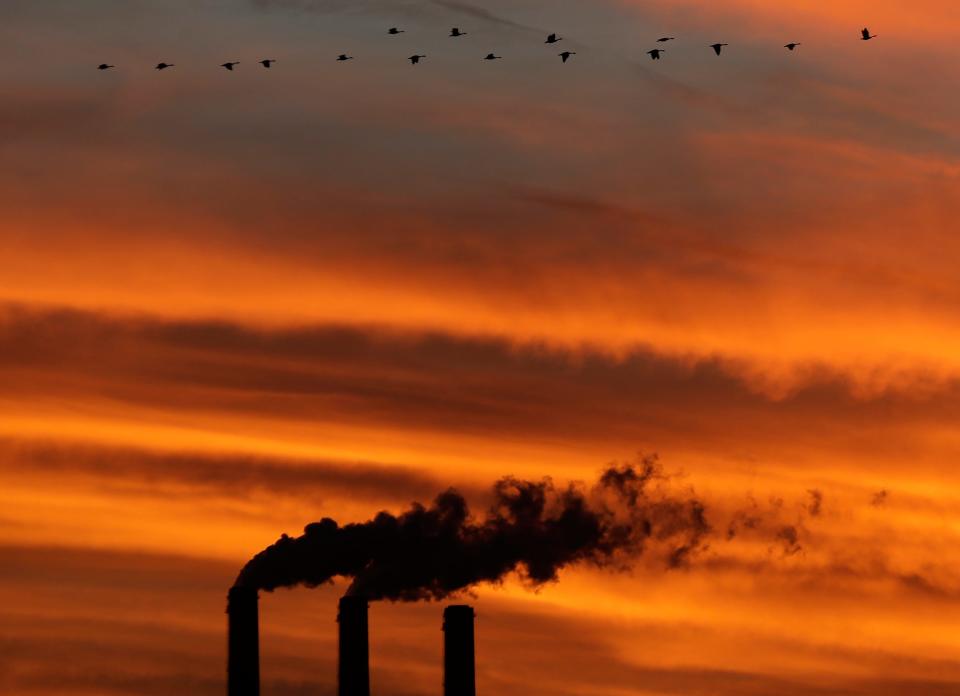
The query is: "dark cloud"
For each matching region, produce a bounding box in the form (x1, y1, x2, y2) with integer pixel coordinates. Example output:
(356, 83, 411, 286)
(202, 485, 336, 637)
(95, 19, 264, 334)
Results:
(8, 302, 960, 455)
(806, 488, 824, 517)
(237, 459, 710, 598)
(0, 438, 468, 505)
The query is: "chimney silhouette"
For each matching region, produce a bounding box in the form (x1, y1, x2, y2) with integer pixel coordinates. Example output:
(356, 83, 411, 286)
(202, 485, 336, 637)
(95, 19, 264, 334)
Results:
(443, 605, 476, 696)
(227, 586, 260, 696)
(338, 596, 371, 696)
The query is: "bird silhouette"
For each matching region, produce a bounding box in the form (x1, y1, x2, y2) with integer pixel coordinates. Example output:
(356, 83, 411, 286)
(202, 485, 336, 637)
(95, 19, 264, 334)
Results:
(388, 27, 405, 35)
(97, 63, 114, 70)
(483, 53, 502, 60)
(710, 43, 728, 55)
(784, 42, 801, 51)
(861, 27, 877, 40)
(657, 37, 675, 42)
(259, 59, 275, 68)
(221, 61, 240, 70)
(647, 49, 664, 60)
(450, 27, 466, 37)
(559, 51, 576, 63)
(337, 54, 353, 61)
(409, 54, 426, 64)
(155, 62, 174, 70)
(545, 33, 562, 44)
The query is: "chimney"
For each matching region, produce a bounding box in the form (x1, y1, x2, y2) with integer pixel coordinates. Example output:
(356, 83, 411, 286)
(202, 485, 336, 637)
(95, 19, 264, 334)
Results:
(227, 586, 260, 696)
(443, 605, 476, 696)
(338, 596, 371, 696)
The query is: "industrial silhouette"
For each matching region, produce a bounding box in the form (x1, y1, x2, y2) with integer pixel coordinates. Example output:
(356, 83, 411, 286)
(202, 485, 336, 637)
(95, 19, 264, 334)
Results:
(338, 596, 370, 696)
(226, 590, 478, 696)
(226, 586, 259, 696)
(443, 606, 477, 696)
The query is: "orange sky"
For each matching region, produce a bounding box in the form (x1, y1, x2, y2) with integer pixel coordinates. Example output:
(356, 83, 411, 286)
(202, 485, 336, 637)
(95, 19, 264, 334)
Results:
(2, 0, 960, 694)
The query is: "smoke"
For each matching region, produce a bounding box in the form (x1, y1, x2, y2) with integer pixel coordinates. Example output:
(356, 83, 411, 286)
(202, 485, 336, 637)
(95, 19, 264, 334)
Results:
(235, 458, 710, 600)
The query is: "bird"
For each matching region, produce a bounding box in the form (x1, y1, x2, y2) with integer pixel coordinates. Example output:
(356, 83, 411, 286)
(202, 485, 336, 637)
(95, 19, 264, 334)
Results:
(483, 53, 502, 60)
(450, 27, 466, 37)
(784, 42, 801, 51)
(710, 43, 728, 55)
(657, 37, 675, 42)
(336, 54, 353, 61)
(408, 54, 426, 64)
(647, 49, 664, 60)
(259, 59, 275, 68)
(545, 33, 562, 44)
(221, 61, 240, 70)
(388, 27, 405, 35)
(559, 51, 576, 63)
(155, 62, 174, 70)
(861, 27, 876, 40)
(97, 63, 114, 70)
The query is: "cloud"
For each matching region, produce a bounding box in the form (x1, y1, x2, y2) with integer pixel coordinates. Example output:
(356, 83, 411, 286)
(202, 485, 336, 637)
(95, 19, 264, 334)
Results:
(0, 438, 470, 505)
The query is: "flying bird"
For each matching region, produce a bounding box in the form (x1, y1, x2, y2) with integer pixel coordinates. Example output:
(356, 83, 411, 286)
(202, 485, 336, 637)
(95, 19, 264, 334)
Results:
(259, 59, 275, 68)
(450, 27, 466, 37)
(337, 54, 353, 61)
(409, 54, 426, 64)
(97, 63, 114, 70)
(657, 37, 675, 42)
(710, 43, 728, 55)
(559, 51, 576, 63)
(155, 62, 174, 70)
(861, 27, 876, 40)
(221, 61, 240, 71)
(647, 49, 664, 60)
(388, 27, 405, 35)
(483, 53, 502, 60)
(545, 33, 562, 44)
(784, 42, 801, 51)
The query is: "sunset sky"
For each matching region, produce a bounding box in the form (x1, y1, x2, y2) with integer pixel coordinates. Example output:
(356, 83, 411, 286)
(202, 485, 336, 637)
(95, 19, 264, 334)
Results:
(3, 0, 960, 694)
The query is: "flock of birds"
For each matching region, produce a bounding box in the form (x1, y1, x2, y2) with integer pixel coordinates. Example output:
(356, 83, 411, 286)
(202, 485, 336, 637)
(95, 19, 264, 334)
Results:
(95, 27, 881, 71)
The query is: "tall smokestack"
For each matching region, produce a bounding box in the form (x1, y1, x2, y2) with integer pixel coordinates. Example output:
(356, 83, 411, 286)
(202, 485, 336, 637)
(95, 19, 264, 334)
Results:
(443, 605, 476, 696)
(227, 586, 260, 696)
(338, 596, 370, 696)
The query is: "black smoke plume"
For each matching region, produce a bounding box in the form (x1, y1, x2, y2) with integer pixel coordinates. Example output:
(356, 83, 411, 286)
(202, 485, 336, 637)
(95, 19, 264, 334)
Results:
(235, 459, 709, 600)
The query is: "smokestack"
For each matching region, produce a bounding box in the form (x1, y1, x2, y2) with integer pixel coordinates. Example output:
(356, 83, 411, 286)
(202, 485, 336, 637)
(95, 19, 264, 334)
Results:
(227, 586, 260, 696)
(338, 596, 370, 696)
(443, 605, 476, 696)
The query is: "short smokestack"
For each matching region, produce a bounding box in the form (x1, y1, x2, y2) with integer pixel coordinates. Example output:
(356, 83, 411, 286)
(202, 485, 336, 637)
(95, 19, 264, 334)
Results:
(443, 605, 476, 696)
(338, 596, 370, 696)
(227, 586, 260, 696)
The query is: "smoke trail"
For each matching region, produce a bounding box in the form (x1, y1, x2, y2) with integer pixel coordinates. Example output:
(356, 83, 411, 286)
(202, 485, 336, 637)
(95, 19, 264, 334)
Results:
(235, 459, 710, 600)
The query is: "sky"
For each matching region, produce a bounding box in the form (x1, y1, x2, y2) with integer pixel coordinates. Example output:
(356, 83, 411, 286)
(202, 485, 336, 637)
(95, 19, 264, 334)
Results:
(2, 0, 960, 694)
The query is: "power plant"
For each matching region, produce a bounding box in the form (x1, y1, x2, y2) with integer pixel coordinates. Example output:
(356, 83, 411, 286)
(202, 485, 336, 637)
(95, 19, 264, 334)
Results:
(226, 590, 478, 696)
